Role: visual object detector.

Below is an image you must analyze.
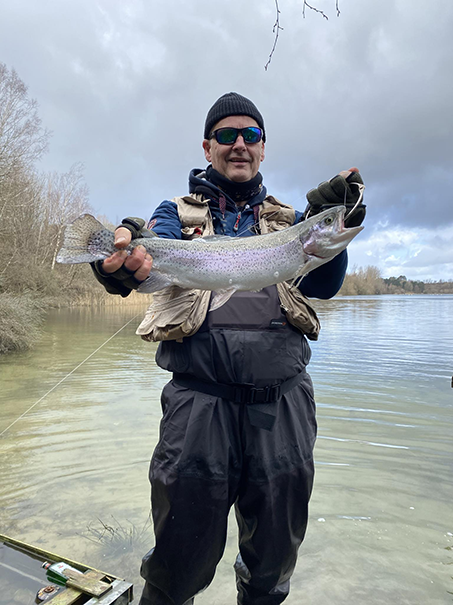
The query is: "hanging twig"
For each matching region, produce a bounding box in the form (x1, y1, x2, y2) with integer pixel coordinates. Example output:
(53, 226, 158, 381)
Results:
(265, 0, 284, 71)
(265, 1, 341, 70)
(303, 1, 329, 20)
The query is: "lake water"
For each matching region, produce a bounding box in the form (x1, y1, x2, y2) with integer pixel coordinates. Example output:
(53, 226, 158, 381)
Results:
(0, 295, 452, 604)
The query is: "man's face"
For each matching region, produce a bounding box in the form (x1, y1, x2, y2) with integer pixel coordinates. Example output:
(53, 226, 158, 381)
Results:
(202, 115, 265, 183)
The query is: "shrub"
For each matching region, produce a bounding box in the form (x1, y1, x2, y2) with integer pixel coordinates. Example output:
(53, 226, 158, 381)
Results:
(0, 293, 46, 354)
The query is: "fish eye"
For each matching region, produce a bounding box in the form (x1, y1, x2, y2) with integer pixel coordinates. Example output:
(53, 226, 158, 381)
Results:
(324, 216, 334, 225)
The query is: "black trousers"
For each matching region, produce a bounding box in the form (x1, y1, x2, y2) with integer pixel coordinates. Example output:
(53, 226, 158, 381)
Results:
(138, 375, 316, 605)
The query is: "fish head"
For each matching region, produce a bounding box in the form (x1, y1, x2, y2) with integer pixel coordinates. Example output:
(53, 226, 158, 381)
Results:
(301, 206, 363, 259)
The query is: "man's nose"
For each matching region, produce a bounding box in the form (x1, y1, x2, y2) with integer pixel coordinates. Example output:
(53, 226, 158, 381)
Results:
(232, 134, 247, 150)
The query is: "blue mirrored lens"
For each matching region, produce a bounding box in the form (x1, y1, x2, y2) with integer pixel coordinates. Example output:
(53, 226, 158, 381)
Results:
(243, 128, 262, 143)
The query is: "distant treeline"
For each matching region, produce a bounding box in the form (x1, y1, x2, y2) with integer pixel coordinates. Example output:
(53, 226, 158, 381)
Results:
(339, 266, 453, 296)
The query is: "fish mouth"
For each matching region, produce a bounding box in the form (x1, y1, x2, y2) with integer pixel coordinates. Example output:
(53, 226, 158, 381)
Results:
(302, 224, 364, 258)
(337, 225, 364, 240)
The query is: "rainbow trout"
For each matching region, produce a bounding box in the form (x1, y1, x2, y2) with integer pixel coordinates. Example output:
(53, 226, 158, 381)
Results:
(57, 207, 363, 310)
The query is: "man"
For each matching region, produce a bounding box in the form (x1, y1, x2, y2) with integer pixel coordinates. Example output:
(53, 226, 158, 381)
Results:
(92, 92, 366, 605)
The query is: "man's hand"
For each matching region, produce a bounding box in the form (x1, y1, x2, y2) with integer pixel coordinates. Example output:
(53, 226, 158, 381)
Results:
(91, 217, 154, 297)
(102, 227, 153, 282)
(304, 167, 366, 228)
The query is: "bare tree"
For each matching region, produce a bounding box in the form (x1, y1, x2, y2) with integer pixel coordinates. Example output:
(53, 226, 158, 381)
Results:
(0, 63, 51, 264)
(0, 169, 42, 280)
(0, 163, 91, 294)
(0, 64, 98, 342)
(0, 63, 49, 185)
(39, 163, 91, 270)
(0, 64, 92, 285)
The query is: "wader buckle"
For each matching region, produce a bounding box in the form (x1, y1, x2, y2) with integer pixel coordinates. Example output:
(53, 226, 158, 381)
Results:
(235, 383, 281, 404)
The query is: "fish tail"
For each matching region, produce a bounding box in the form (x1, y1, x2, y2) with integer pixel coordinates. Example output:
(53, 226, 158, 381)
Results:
(56, 214, 116, 264)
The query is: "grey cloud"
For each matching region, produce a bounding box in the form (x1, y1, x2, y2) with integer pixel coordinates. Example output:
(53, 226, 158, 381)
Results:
(0, 0, 452, 242)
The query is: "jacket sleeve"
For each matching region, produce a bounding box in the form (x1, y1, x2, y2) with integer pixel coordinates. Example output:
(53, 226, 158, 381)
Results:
(149, 200, 182, 240)
(299, 249, 348, 299)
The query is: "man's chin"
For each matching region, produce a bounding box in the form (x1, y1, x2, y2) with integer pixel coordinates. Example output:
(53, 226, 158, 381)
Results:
(225, 167, 252, 183)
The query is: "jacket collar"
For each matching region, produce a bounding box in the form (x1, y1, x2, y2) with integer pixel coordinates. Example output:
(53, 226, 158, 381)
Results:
(188, 168, 267, 210)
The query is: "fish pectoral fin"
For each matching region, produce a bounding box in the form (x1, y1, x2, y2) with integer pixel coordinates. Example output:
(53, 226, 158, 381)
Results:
(289, 270, 308, 289)
(209, 288, 237, 312)
(200, 234, 236, 243)
(137, 271, 173, 293)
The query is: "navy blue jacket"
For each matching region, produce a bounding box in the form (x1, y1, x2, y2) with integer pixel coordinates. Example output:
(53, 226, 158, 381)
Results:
(148, 168, 347, 299)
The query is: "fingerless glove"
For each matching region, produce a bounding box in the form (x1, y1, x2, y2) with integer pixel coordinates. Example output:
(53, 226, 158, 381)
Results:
(90, 216, 156, 296)
(304, 171, 366, 228)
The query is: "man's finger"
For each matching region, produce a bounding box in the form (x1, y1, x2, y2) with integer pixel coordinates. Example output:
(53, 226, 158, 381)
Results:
(114, 226, 132, 248)
(102, 250, 128, 273)
(123, 245, 147, 273)
(338, 167, 359, 180)
(134, 254, 153, 282)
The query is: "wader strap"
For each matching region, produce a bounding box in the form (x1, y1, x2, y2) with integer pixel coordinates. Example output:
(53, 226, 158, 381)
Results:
(172, 371, 306, 431)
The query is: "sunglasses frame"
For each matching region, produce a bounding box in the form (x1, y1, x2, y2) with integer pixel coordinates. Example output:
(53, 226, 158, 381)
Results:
(210, 126, 263, 145)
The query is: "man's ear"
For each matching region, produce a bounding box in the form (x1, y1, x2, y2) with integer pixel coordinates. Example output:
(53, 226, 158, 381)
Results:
(202, 139, 212, 162)
(260, 143, 265, 162)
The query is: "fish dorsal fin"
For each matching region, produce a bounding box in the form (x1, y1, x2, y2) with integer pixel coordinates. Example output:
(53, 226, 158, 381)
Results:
(209, 288, 237, 311)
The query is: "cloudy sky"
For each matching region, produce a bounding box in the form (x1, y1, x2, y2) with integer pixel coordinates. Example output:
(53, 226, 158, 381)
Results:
(1, 0, 452, 280)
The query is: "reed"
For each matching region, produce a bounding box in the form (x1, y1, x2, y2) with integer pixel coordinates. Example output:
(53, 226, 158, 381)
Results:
(81, 516, 153, 580)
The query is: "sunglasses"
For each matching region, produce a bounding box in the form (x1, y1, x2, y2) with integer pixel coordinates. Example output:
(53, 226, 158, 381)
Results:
(210, 127, 263, 145)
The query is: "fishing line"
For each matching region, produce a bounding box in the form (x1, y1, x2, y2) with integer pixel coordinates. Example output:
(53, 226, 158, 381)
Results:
(0, 560, 44, 584)
(0, 314, 139, 438)
(344, 182, 365, 220)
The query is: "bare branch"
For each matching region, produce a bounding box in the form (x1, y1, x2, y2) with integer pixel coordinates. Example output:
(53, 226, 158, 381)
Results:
(265, 2, 341, 70)
(303, 1, 329, 20)
(265, 0, 284, 71)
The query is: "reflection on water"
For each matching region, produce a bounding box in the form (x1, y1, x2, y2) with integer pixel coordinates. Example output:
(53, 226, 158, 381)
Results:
(0, 296, 452, 604)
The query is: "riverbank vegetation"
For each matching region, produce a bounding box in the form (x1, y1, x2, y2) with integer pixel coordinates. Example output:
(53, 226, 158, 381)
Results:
(1, 63, 451, 354)
(339, 266, 453, 296)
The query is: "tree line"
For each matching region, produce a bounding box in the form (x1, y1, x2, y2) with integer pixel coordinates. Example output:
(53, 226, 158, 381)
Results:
(339, 266, 453, 296)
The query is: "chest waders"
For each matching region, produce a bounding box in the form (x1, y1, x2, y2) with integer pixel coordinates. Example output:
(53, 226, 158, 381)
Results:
(138, 197, 318, 605)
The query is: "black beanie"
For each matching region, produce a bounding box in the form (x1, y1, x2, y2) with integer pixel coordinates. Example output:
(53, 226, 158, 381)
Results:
(204, 92, 266, 142)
